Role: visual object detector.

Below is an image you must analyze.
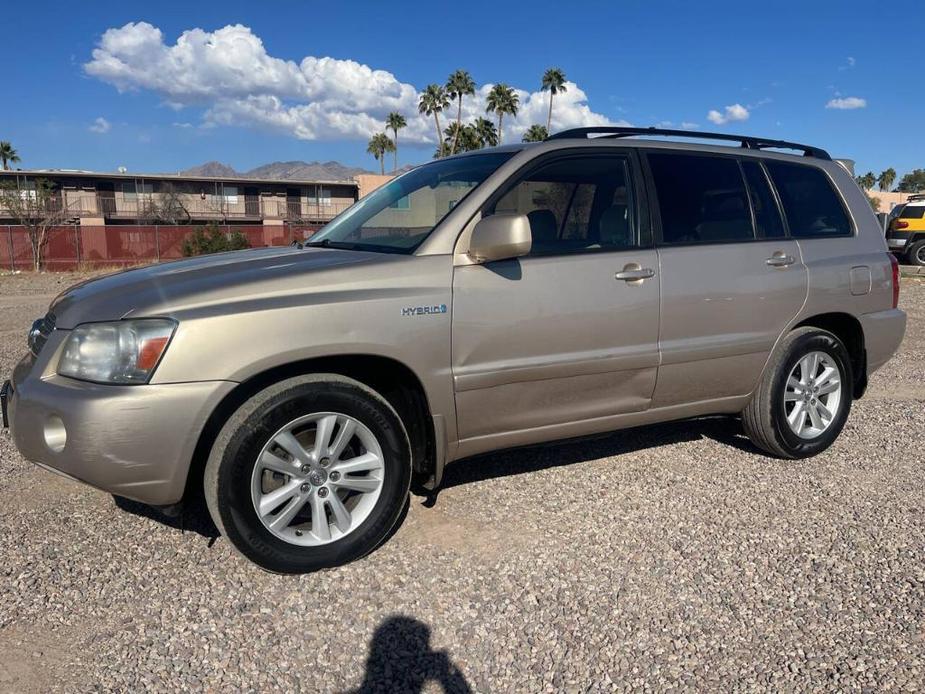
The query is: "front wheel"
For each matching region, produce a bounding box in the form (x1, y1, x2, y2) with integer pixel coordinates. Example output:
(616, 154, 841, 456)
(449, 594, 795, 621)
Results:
(742, 327, 853, 458)
(204, 375, 412, 573)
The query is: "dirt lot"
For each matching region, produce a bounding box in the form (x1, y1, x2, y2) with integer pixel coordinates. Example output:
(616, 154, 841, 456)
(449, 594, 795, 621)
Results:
(1, 270, 923, 692)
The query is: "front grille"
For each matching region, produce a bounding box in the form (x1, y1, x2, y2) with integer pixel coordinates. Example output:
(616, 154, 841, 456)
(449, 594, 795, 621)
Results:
(28, 312, 56, 356)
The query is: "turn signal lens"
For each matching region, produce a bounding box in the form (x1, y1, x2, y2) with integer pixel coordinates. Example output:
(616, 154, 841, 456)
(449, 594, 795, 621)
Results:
(137, 336, 170, 371)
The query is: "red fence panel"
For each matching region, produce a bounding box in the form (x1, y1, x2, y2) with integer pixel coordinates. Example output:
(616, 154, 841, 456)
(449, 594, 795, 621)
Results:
(0, 224, 316, 271)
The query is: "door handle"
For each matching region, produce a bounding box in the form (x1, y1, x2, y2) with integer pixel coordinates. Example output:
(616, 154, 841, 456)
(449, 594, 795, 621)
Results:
(766, 252, 795, 268)
(615, 265, 655, 282)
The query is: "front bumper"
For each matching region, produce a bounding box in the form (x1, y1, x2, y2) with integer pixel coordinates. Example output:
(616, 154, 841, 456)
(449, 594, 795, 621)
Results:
(7, 352, 235, 506)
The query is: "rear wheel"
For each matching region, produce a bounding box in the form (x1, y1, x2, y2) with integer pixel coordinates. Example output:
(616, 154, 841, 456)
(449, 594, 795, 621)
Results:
(742, 327, 853, 458)
(204, 375, 412, 573)
(905, 239, 925, 267)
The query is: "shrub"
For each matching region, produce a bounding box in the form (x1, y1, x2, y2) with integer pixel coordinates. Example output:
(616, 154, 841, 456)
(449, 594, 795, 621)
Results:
(181, 223, 251, 257)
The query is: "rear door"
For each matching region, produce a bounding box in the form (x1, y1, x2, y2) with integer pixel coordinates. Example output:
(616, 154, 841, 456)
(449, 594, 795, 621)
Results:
(452, 151, 660, 448)
(645, 151, 808, 407)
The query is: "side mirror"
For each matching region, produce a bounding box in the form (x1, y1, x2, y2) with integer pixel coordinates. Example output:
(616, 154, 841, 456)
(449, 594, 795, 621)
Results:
(468, 213, 532, 263)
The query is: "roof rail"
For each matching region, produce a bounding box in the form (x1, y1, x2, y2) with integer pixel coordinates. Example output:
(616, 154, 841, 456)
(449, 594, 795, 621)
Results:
(546, 126, 831, 160)
(908, 193, 925, 201)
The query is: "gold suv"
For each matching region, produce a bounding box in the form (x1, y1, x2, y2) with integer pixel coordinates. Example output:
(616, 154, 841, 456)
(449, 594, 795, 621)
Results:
(3, 127, 906, 572)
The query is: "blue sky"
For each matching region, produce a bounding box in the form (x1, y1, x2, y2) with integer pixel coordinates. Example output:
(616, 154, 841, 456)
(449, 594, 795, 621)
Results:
(4, 0, 923, 179)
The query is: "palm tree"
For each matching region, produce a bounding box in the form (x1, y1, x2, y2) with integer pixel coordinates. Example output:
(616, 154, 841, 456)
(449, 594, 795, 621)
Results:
(385, 112, 407, 172)
(0, 141, 20, 170)
(419, 84, 450, 157)
(473, 117, 498, 148)
(443, 122, 481, 153)
(541, 68, 567, 132)
(445, 70, 476, 155)
(366, 133, 394, 175)
(878, 167, 896, 192)
(485, 84, 519, 145)
(522, 124, 549, 142)
(856, 171, 876, 190)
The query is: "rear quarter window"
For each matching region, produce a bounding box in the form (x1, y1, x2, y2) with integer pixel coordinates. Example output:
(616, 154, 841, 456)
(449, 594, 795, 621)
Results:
(765, 161, 852, 238)
(899, 205, 925, 219)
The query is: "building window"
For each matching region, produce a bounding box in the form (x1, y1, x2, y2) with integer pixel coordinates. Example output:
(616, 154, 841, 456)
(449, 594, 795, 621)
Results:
(223, 186, 239, 204)
(122, 182, 153, 200)
(308, 187, 332, 206)
(389, 195, 411, 210)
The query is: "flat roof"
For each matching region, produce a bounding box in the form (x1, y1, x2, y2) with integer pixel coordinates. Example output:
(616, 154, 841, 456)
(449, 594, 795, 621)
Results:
(0, 169, 358, 187)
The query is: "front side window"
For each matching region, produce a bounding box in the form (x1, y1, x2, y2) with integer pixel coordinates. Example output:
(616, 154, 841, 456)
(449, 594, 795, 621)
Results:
(764, 162, 852, 238)
(485, 154, 637, 255)
(309, 152, 514, 253)
(648, 152, 754, 244)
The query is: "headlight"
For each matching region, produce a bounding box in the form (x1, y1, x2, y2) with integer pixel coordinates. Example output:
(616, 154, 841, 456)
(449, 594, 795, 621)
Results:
(57, 319, 177, 384)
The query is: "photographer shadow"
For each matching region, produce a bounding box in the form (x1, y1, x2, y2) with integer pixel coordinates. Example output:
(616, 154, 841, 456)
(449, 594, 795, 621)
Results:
(353, 615, 471, 694)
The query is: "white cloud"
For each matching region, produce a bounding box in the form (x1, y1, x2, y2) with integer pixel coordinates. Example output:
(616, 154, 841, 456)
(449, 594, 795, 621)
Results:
(826, 96, 866, 110)
(680, 121, 699, 130)
(89, 116, 111, 134)
(84, 22, 618, 145)
(706, 103, 750, 125)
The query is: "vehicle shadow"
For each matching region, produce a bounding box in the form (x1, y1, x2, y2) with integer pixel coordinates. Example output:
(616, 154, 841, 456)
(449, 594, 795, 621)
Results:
(435, 414, 760, 495)
(113, 488, 410, 547)
(112, 494, 219, 540)
(351, 615, 472, 693)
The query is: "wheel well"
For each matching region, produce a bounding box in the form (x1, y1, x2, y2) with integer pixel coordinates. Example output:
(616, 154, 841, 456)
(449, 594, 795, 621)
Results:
(794, 313, 867, 398)
(183, 355, 436, 504)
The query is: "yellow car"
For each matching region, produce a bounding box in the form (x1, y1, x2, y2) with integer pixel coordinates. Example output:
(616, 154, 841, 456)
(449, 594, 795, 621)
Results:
(887, 194, 925, 266)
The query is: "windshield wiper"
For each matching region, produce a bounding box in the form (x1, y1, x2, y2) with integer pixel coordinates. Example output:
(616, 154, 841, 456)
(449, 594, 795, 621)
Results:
(305, 239, 358, 250)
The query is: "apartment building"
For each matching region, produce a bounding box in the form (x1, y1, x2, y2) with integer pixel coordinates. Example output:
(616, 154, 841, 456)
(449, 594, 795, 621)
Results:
(0, 169, 359, 227)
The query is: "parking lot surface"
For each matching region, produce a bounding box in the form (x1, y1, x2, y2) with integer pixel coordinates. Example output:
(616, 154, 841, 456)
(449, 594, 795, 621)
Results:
(1, 271, 923, 692)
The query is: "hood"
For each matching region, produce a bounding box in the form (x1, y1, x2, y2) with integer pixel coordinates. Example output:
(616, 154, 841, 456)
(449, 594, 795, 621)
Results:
(49, 246, 412, 328)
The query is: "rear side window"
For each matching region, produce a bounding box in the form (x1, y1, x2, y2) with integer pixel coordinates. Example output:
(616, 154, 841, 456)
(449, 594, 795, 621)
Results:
(648, 153, 754, 244)
(765, 162, 852, 238)
(742, 161, 786, 238)
(899, 205, 925, 219)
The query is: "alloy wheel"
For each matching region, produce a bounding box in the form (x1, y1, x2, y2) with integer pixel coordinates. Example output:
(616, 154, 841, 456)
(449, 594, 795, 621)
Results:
(783, 351, 843, 440)
(250, 412, 385, 546)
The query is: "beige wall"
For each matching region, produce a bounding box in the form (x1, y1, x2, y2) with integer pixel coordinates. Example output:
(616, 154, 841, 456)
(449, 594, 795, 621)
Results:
(355, 174, 394, 200)
(865, 189, 915, 214)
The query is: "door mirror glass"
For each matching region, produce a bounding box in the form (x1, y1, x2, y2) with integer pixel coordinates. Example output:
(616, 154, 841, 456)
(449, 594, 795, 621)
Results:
(468, 213, 532, 263)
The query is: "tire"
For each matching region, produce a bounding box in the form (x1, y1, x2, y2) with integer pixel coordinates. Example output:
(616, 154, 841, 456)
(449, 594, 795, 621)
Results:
(742, 327, 853, 459)
(905, 239, 925, 267)
(204, 374, 412, 574)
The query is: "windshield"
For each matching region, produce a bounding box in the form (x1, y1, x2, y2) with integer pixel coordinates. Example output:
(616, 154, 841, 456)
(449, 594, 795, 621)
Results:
(308, 152, 515, 253)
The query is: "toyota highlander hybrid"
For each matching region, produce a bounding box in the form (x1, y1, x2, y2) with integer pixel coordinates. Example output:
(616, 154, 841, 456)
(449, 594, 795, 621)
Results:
(2, 127, 906, 573)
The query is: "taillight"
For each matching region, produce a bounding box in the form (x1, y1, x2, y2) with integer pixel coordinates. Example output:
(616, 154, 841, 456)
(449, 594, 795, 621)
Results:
(894, 220, 909, 230)
(889, 252, 900, 309)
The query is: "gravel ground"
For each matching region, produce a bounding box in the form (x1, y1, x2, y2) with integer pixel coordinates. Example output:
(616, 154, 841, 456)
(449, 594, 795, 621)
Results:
(1, 270, 923, 692)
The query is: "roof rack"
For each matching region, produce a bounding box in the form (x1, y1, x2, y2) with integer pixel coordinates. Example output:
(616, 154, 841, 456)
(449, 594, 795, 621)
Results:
(907, 193, 925, 201)
(546, 126, 831, 160)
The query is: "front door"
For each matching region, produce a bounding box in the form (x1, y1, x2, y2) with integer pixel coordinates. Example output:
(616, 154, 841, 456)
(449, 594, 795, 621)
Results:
(644, 151, 808, 407)
(451, 151, 660, 450)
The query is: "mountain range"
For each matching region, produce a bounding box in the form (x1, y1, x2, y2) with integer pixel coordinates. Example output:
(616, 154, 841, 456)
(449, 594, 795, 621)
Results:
(179, 160, 399, 181)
